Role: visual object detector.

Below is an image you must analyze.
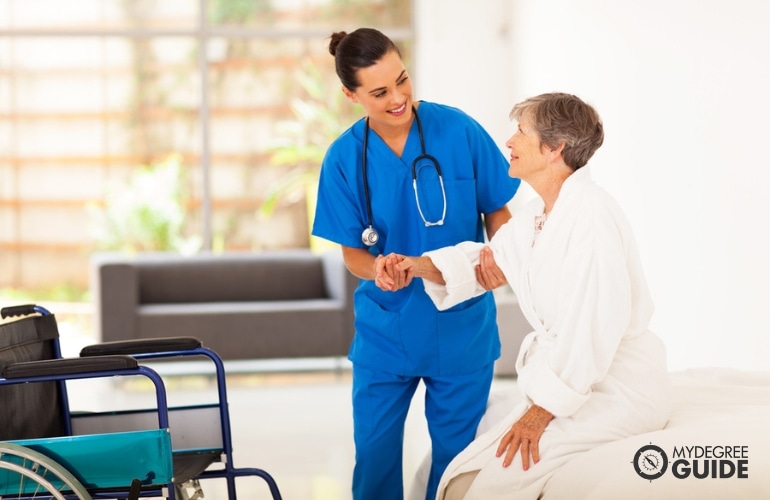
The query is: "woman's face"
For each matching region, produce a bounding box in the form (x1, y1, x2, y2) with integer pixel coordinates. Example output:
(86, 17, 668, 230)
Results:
(344, 50, 414, 131)
(505, 113, 548, 181)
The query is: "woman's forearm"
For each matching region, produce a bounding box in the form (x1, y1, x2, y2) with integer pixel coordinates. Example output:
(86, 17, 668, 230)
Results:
(406, 256, 446, 285)
(484, 205, 512, 238)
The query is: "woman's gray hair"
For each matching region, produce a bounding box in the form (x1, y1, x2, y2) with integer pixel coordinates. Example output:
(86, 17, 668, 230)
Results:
(510, 93, 604, 169)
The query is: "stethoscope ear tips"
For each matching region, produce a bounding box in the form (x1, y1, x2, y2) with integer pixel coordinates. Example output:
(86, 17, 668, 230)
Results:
(362, 226, 379, 246)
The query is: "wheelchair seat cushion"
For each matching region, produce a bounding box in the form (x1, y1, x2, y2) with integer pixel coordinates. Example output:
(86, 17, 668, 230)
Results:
(173, 449, 222, 484)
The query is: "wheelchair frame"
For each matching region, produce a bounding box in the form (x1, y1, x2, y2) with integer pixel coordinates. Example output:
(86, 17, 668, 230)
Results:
(0, 304, 282, 500)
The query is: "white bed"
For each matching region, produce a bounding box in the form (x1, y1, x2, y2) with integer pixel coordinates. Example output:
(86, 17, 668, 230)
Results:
(410, 368, 770, 499)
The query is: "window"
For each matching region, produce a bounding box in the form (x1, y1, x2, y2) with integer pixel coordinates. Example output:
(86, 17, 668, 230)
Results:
(0, 0, 413, 298)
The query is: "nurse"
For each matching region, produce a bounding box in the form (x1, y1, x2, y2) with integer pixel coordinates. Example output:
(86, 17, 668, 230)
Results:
(312, 28, 520, 500)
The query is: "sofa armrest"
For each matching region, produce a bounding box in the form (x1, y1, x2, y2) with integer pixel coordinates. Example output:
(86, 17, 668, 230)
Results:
(320, 249, 359, 349)
(91, 253, 139, 343)
(320, 250, 346, 302)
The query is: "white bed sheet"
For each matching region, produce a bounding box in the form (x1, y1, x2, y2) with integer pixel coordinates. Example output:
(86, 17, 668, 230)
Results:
(542, 368, 770, 499)
(409, 368, 770, 499)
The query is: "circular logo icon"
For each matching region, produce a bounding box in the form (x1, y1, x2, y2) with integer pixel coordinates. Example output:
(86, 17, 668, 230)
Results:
(633, 444, 668, 480)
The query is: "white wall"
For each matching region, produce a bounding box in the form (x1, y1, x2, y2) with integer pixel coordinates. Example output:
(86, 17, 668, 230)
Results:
(416, 0, 770, 371)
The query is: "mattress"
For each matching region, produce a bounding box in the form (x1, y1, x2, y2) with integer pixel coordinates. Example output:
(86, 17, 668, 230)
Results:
(542, 368, 770, 499)
(409, 368, 770, 499)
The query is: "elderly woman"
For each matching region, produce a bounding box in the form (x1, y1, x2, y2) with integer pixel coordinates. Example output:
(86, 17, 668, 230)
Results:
(392, 93, 672, 499)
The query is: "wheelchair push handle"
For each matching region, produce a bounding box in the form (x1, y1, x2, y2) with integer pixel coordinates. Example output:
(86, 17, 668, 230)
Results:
(1, 304, 52, 319)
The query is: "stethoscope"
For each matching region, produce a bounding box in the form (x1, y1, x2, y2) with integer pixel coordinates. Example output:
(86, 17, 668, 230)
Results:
(361, 105, 447, 246)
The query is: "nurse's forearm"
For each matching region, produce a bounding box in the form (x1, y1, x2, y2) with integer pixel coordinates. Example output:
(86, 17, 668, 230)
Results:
(484, 206, 512, 239)
(342, 247, 445, 285)
(341, 246, 378, 280)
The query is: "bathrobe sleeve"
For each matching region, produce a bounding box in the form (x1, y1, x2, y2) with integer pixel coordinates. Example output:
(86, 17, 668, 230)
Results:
(422, 241, 487, 310)
(420, 216, 525, 311)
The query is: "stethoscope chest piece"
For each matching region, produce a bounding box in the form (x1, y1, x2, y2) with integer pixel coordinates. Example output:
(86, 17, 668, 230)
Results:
(362, 225, 379, 246)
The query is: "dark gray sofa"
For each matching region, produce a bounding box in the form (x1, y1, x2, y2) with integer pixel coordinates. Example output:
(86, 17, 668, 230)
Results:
(90, 249, 358, 361)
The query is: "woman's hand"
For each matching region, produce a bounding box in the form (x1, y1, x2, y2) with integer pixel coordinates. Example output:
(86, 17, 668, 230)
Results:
(475, 246, 507, 290)
(496, 405, 554, 470)
(398, 256, 445, 285)
(374, 253, 413, 291)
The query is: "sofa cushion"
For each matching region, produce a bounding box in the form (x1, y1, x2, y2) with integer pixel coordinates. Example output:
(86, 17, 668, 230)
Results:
(136, 252, 327, 304)
(136, 300, 347, 360)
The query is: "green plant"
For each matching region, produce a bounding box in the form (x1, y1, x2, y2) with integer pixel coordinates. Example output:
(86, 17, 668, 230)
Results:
(259, 61, 360, 251)
(88, 154, 201, 254)
(0, 284, 89, 303)
(261, 61, 356, 216)
(208, 0, 270, 24)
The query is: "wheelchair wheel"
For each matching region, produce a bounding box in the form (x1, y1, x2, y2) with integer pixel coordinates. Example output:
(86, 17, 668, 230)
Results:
(0, 442, 92, 499)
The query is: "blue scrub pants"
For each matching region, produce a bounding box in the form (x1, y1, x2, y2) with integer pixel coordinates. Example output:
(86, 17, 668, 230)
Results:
(351, 363, 494, 500)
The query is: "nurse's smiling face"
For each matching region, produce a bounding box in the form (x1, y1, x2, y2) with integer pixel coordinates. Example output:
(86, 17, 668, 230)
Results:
(343, 50, 414, 132)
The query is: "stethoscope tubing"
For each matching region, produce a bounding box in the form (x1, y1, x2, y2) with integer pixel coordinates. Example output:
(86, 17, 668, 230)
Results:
(361, 105, 446, 245)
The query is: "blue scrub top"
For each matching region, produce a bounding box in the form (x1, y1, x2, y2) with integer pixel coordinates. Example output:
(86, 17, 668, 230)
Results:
(313, 101, 520, 377)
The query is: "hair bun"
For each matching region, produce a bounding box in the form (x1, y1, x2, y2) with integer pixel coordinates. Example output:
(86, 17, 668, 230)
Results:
(328, 31, 348, 56)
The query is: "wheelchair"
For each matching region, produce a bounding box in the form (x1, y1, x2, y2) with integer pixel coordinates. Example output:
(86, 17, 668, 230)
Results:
(0, 304, 282, 500)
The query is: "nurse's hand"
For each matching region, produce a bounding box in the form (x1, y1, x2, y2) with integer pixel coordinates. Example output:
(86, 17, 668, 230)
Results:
(496, 404, 554, 471)
(374, 253, 413, 291)
(476, 246, 507, 290)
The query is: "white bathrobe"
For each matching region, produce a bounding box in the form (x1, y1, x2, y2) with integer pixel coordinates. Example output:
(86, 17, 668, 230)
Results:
(423, 167, 672, 499)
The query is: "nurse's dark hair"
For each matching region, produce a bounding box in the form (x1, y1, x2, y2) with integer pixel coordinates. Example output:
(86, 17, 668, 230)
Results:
(510, 93, 604, 170)
(328, 28, 401, 91)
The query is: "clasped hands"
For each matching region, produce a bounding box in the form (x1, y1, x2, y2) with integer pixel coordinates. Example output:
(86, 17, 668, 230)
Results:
(373, 253, 414, 292)
(373, 246, 507, 292)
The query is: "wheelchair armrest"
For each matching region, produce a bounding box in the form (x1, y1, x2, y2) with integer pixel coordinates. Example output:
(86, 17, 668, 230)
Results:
(80, 337, 203, 357)
(1, 304, 39, 319)
(2, 355, 138, 379)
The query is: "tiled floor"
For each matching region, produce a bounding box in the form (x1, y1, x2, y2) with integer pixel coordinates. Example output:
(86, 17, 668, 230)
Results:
(52, 313, 518, 500)
(66, 362, 517, 500)
(67, 367, 362, 500)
